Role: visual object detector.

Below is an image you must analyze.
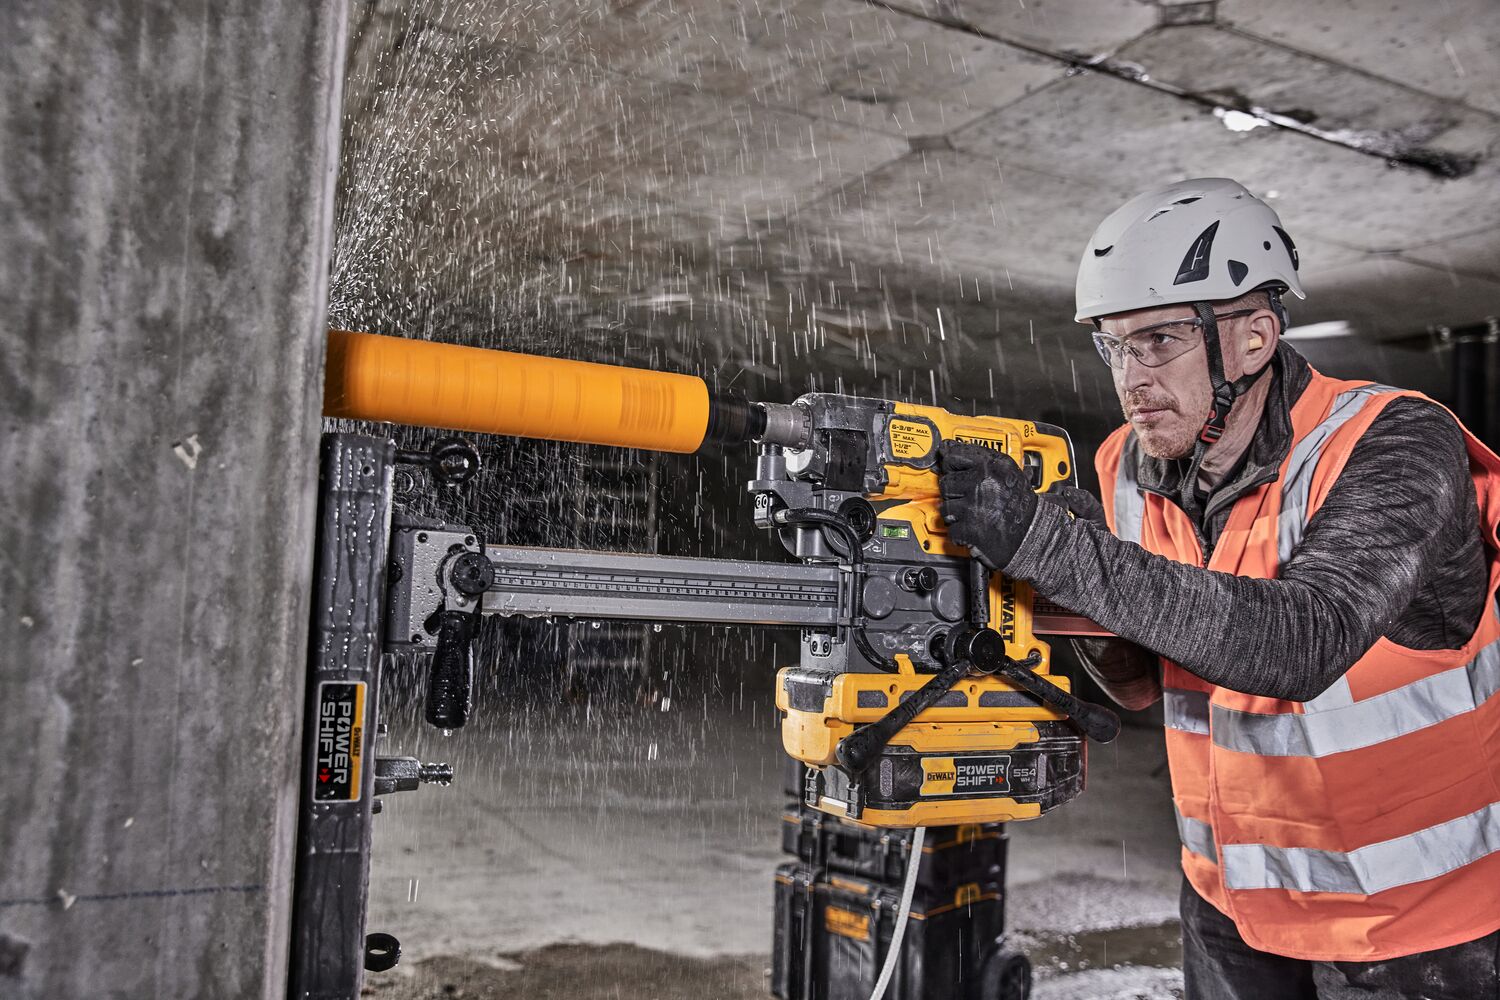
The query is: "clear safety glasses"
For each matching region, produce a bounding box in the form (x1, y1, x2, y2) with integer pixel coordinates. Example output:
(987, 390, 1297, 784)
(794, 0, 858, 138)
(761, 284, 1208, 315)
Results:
(1091, 309, 1256, 370)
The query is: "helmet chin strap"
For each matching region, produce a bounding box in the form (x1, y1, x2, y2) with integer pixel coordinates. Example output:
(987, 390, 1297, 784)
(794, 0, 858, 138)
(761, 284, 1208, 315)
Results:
(1179, 300, 1271, 522)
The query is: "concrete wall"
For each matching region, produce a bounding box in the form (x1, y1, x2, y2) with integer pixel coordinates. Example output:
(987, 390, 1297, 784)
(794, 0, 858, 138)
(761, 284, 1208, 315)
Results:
(0, 4, 346, 997)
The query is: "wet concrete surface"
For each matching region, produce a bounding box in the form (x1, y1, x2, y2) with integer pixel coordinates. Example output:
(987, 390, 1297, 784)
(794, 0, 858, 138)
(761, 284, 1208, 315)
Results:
(364, 687, 1185, 998)
(360, 944, 770, 999)
(360, 927, 1184, 1000)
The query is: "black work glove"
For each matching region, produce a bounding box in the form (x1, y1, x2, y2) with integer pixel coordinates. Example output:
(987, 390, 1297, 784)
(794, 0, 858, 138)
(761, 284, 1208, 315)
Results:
(938, 442, 1038, 571)
(1039, 483, 1107, 530)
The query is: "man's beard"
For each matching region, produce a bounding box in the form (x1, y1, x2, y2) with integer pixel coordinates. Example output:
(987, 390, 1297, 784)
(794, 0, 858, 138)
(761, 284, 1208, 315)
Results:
(1122, 390, 1197, 459)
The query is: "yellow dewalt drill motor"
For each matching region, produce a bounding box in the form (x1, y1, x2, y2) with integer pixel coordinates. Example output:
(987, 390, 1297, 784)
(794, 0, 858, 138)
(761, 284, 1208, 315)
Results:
(324, 330, 1119, 831)
(748, 394, 1116, 826)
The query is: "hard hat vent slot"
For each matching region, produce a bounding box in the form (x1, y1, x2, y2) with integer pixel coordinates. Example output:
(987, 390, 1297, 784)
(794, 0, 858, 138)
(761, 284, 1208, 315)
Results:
(1093, 245, 1113, 257)
(1273, 226, 1300, 271)
(1147, 196, 1202, 223)
(1228, 260, 1249, 286)
(1173, 221, 1220, 286)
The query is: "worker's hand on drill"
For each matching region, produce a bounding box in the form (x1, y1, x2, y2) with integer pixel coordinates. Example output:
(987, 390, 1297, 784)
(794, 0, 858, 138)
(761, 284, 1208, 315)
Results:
(938, 442, 1038, 571)
(1039, 483, 1107, 530)
(940, 443, 1110, 570)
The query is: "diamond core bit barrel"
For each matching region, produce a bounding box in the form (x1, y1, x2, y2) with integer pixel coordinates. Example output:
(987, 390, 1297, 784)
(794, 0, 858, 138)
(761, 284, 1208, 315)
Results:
(325, 329, 763, 453)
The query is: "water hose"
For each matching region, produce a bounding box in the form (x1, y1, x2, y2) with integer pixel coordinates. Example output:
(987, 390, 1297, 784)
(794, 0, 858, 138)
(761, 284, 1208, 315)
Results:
(869, 825, 925, 1000)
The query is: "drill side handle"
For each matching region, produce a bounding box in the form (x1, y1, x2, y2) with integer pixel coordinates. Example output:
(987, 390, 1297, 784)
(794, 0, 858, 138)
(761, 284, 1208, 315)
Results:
(425, 609, 476, 730)
(991, 657, 1121, 744)
(950, 624, 1121, 744)
(834, 657, 971, 775)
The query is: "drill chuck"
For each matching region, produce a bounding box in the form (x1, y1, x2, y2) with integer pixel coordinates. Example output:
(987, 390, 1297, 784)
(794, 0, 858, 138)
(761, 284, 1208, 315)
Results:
(755, 400, 813, 450)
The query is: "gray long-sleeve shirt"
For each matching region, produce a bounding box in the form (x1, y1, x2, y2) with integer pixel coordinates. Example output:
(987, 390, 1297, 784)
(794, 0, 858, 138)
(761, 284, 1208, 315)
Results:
(1006, 344, 1489, 708)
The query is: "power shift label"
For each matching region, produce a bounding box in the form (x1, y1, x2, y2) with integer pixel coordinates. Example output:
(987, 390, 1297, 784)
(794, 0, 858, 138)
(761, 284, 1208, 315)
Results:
(314, 681, 366, 802)
(920, 755, 1013, 797)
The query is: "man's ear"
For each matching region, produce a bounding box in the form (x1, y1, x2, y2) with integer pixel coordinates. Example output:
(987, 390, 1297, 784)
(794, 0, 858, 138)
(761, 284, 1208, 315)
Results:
(1244, 309, 1279, 373)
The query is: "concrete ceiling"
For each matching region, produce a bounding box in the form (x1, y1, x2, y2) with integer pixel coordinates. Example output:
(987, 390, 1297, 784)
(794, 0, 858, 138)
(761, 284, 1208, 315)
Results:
(333, 0, 1499, 447)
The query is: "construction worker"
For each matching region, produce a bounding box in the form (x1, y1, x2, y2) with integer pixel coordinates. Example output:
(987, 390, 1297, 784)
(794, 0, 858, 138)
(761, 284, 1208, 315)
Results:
(938, 178, 1500, 999)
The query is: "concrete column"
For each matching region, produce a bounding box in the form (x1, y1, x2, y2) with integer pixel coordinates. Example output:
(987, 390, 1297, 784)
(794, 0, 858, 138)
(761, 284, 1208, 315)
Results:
(0, 3, 346, 998)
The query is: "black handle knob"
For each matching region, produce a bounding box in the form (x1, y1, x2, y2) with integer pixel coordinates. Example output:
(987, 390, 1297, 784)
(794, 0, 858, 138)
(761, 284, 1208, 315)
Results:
(448, 551, 494, 596)
(395, 436, 481, 486)
(364, 932, 401, 973)
(426, 610, 476, 730)
(430, 437, 481, 485)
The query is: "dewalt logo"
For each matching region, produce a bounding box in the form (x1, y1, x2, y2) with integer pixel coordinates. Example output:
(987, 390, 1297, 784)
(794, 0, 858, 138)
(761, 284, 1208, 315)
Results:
(920, 757, 958, 796)
(953, 434, 1005, 452)
(998, 580, 1017, 643)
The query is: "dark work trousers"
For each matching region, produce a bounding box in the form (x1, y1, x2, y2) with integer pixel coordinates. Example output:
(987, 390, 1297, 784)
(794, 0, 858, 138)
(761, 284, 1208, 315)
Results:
(1181, 877, 1500, 1000)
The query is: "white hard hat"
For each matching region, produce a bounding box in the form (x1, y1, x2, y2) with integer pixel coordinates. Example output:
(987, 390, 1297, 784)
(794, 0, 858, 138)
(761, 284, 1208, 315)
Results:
(1075, 178, 1305, 323)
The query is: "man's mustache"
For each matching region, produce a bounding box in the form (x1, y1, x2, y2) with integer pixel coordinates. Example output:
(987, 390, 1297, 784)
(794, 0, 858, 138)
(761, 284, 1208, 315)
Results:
(1124, 391, 1178, 414)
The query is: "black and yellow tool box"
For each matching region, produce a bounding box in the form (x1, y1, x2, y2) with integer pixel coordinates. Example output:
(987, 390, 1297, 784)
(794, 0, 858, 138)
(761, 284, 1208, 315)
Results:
(771, 862, 1030, 1000)
(780, 809, 1008, 889)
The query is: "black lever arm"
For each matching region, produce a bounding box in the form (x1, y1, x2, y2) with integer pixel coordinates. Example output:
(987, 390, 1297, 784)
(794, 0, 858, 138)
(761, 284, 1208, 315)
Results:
(949, 626, 1120, 744)
(835, 655, 971, 775)
(994, 654, 1120, 744)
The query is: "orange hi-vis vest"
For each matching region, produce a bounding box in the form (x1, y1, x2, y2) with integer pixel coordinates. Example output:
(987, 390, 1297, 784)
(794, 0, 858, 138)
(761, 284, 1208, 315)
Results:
(1096, 368, 1500, 962)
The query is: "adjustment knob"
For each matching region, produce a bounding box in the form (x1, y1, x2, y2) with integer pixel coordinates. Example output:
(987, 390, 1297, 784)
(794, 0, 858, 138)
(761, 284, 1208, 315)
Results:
(900, 567, 939, 592)
(943, 626, 1005, 671)
(449, 551, 494, 596)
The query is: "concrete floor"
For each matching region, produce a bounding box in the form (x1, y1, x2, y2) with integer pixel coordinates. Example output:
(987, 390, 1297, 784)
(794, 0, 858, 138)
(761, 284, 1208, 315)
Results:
(363, 681, 1185, 999)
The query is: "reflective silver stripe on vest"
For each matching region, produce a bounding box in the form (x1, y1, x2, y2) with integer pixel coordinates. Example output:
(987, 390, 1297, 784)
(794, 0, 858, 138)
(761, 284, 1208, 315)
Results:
(1301, 673, 1355, 714)
(1164, 688, 1210, 735)
(1114, 435, 1145, 544)
(1277, 383, 1400, 563)
(1209, 628, 1500, 757)
(1175, 807, 1217, 861)
(1221, 801, 1500, 894)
